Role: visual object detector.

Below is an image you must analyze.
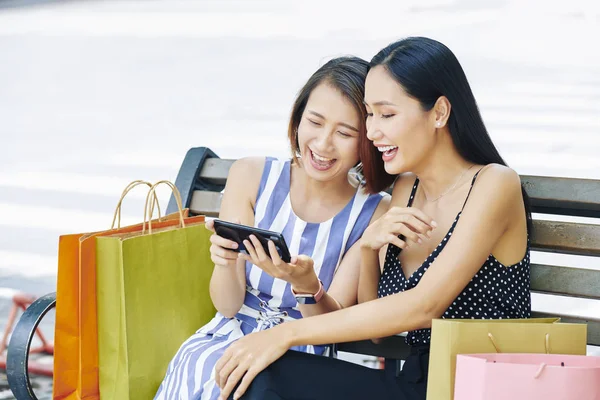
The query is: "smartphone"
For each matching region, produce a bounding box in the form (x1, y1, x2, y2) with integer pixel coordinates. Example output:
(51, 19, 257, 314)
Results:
(212, 219, 292, 263)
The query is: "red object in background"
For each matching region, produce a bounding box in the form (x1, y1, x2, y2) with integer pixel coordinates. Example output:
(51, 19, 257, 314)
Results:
(0, 292, 53, 377)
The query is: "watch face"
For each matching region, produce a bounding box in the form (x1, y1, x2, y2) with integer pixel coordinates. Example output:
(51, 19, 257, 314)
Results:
(295, 295, 317, 305)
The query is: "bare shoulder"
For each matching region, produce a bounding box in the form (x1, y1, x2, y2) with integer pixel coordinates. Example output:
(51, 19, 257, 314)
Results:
(224, 157, 268, 207)
(465, 163, 524, 218)
(390, 172, 419, 207)
(228, 157, 266, 181)
(369, 192, 391, 222)
(473, 164, 522, 198)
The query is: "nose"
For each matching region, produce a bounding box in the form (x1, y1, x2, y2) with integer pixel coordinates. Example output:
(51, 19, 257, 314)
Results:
(366, 120, 381, 142)
(314, 128, 335, 151)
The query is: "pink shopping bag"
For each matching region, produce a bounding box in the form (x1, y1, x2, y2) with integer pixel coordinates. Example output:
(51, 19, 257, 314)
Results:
(454, 353, 600, 400)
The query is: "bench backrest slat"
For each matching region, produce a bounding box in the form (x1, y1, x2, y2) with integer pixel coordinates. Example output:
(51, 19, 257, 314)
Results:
(522, 175, 600, 218)
(531, 220, 600, 257)
(199, 158, 234, 186)
(531, 263, 600, 300)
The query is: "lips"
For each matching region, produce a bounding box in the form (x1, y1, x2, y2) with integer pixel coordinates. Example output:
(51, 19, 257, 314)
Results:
(376, 145, 399, 162)
(309, 149, 336, 171)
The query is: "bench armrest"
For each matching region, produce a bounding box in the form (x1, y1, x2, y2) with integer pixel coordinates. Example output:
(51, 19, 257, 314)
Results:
(6, 292, 56, 400)
(168, 147, 221, 215)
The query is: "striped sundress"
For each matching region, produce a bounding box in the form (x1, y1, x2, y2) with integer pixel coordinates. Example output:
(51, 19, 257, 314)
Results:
(154, 158, 384, 400)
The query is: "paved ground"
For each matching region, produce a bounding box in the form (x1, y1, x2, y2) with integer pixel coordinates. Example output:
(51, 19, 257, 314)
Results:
(0, 0, 599, 397)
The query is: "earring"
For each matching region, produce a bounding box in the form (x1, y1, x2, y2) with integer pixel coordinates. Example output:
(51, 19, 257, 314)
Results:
(436, 122, 442, 127)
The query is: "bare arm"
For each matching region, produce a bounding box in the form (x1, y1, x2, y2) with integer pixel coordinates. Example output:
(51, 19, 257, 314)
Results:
(209, 157, 264, 318)
(357, 194, 391, 304)
(215, 165, 528, 399)
(295, 241, 359, 318)
(297, 194, 391, 317)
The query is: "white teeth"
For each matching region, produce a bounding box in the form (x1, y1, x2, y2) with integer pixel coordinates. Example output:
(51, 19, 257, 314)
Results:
(311, 150, 334, 162)
(378, 145, 398, 153)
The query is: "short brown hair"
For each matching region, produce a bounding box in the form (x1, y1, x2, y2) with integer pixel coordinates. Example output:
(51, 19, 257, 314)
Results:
(288, 57, 368, 166)
(359, 133, 396, 193)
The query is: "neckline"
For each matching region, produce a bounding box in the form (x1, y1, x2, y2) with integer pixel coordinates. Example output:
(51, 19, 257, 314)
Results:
(286, 160, 360, 225)
(397, 212, 461, 281)
(397, 170, 481, 280)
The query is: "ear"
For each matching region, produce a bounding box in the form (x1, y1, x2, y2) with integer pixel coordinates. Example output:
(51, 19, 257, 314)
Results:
(433, 96, 451, 129)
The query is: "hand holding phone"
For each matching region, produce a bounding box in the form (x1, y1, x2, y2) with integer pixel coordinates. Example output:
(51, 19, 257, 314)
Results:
(212, 219, 291, 263)
(212, 220, 320, 295)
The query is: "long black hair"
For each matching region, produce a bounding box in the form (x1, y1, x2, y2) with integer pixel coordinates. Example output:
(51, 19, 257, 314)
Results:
(362, 37, 532, 233)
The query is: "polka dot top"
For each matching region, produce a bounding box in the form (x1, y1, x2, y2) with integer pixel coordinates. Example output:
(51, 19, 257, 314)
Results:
(377, 172, 531, 346)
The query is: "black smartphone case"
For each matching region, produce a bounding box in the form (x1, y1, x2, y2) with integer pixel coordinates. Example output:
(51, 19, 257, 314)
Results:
(212, 220, 292, 263)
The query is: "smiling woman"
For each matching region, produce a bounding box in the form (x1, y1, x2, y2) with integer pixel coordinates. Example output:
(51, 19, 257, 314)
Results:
(213, 37, 533, 400)
(153, 57, 389, 400)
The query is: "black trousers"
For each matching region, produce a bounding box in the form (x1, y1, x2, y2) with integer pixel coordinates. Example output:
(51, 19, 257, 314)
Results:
(234, 345, 429, 400)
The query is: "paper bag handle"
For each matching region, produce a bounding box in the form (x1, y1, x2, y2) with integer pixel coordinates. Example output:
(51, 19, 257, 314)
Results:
(111, 180, 162, 229)
(143, 180, 185, 234)
(488, 332, 550, 354)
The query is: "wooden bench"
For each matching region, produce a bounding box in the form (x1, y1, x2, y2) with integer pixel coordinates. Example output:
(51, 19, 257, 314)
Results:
(6, 146, 600, 399)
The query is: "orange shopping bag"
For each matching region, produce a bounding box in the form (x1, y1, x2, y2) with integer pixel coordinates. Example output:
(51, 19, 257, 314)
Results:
(52, 181, 191, 400)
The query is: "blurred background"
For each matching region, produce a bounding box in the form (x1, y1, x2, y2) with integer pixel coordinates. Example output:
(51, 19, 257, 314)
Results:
(0, 0, 599, 397)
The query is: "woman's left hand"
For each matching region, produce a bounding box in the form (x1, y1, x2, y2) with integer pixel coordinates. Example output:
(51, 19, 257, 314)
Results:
(215, 327, 291, 400)
(239, 235, 319, 293)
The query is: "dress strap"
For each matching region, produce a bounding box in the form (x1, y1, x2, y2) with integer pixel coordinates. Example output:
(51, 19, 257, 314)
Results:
(407, 178, 420, 207)
(461, 167, 485, 211)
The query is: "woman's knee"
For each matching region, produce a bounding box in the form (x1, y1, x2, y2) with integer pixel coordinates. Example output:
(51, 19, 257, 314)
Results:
(234, 369, 283, 400)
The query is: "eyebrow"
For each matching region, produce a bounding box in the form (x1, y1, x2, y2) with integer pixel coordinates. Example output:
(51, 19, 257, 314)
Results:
(363, 100, 398, 107)
(307, 110, 359, 132)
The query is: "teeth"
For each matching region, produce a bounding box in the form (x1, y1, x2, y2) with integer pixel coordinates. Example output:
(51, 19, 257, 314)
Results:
(311, 150, 334, 162)
(378, 145, 398, 153)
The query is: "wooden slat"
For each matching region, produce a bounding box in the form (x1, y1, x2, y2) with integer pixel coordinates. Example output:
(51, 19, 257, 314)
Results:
(337, 336, 410, 359)
(521, 175, 600, 218)
(532, 311, 600, 346)
(194, 169, 600, 218)
(531, 264, 600, 299)
(530, 220, 600, 256)
(198, 158, 235, 186)
(189, 191, 222, 217)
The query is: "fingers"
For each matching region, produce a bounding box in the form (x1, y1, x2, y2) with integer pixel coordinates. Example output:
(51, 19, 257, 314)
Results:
(292, 254, 314, 267)
(231, 366, 261, 400)
(249, 235, 270, 264)
(210, 234, 239, 267)
(389, 207, 436, 228)
(219, 365, 248, 400)
(244, 236, 297, 281)
(211, 253, 238, 267)
(215, 349, 234, 388)
(391, 223, 422, 246)
(406, 207, 437, 228)
(267, 240, 284, 266)
(205, 219, 215, 232)
(387, 234, 408, 250)
(387, 208, 436, 237)
(243, 238, 260, 263)
(211, 233, 239, 251)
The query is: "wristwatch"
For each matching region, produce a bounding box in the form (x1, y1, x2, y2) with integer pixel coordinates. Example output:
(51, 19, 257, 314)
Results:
(291, 280, 324, 305)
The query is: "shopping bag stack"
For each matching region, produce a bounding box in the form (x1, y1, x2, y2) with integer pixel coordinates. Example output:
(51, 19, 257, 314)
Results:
(426, 316, 593, 400)
(53, 180, 216, 400)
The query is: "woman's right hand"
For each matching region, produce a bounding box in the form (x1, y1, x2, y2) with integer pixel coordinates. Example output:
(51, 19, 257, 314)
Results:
(206, 219, 241, 267)
(359, 207, 437, 251)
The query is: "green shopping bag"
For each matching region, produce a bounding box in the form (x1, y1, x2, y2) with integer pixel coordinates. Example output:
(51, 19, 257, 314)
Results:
(96, 181, 216, 400)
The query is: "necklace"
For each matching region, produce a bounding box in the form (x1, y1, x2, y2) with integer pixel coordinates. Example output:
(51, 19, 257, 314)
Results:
(424, 164, 476, 203)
